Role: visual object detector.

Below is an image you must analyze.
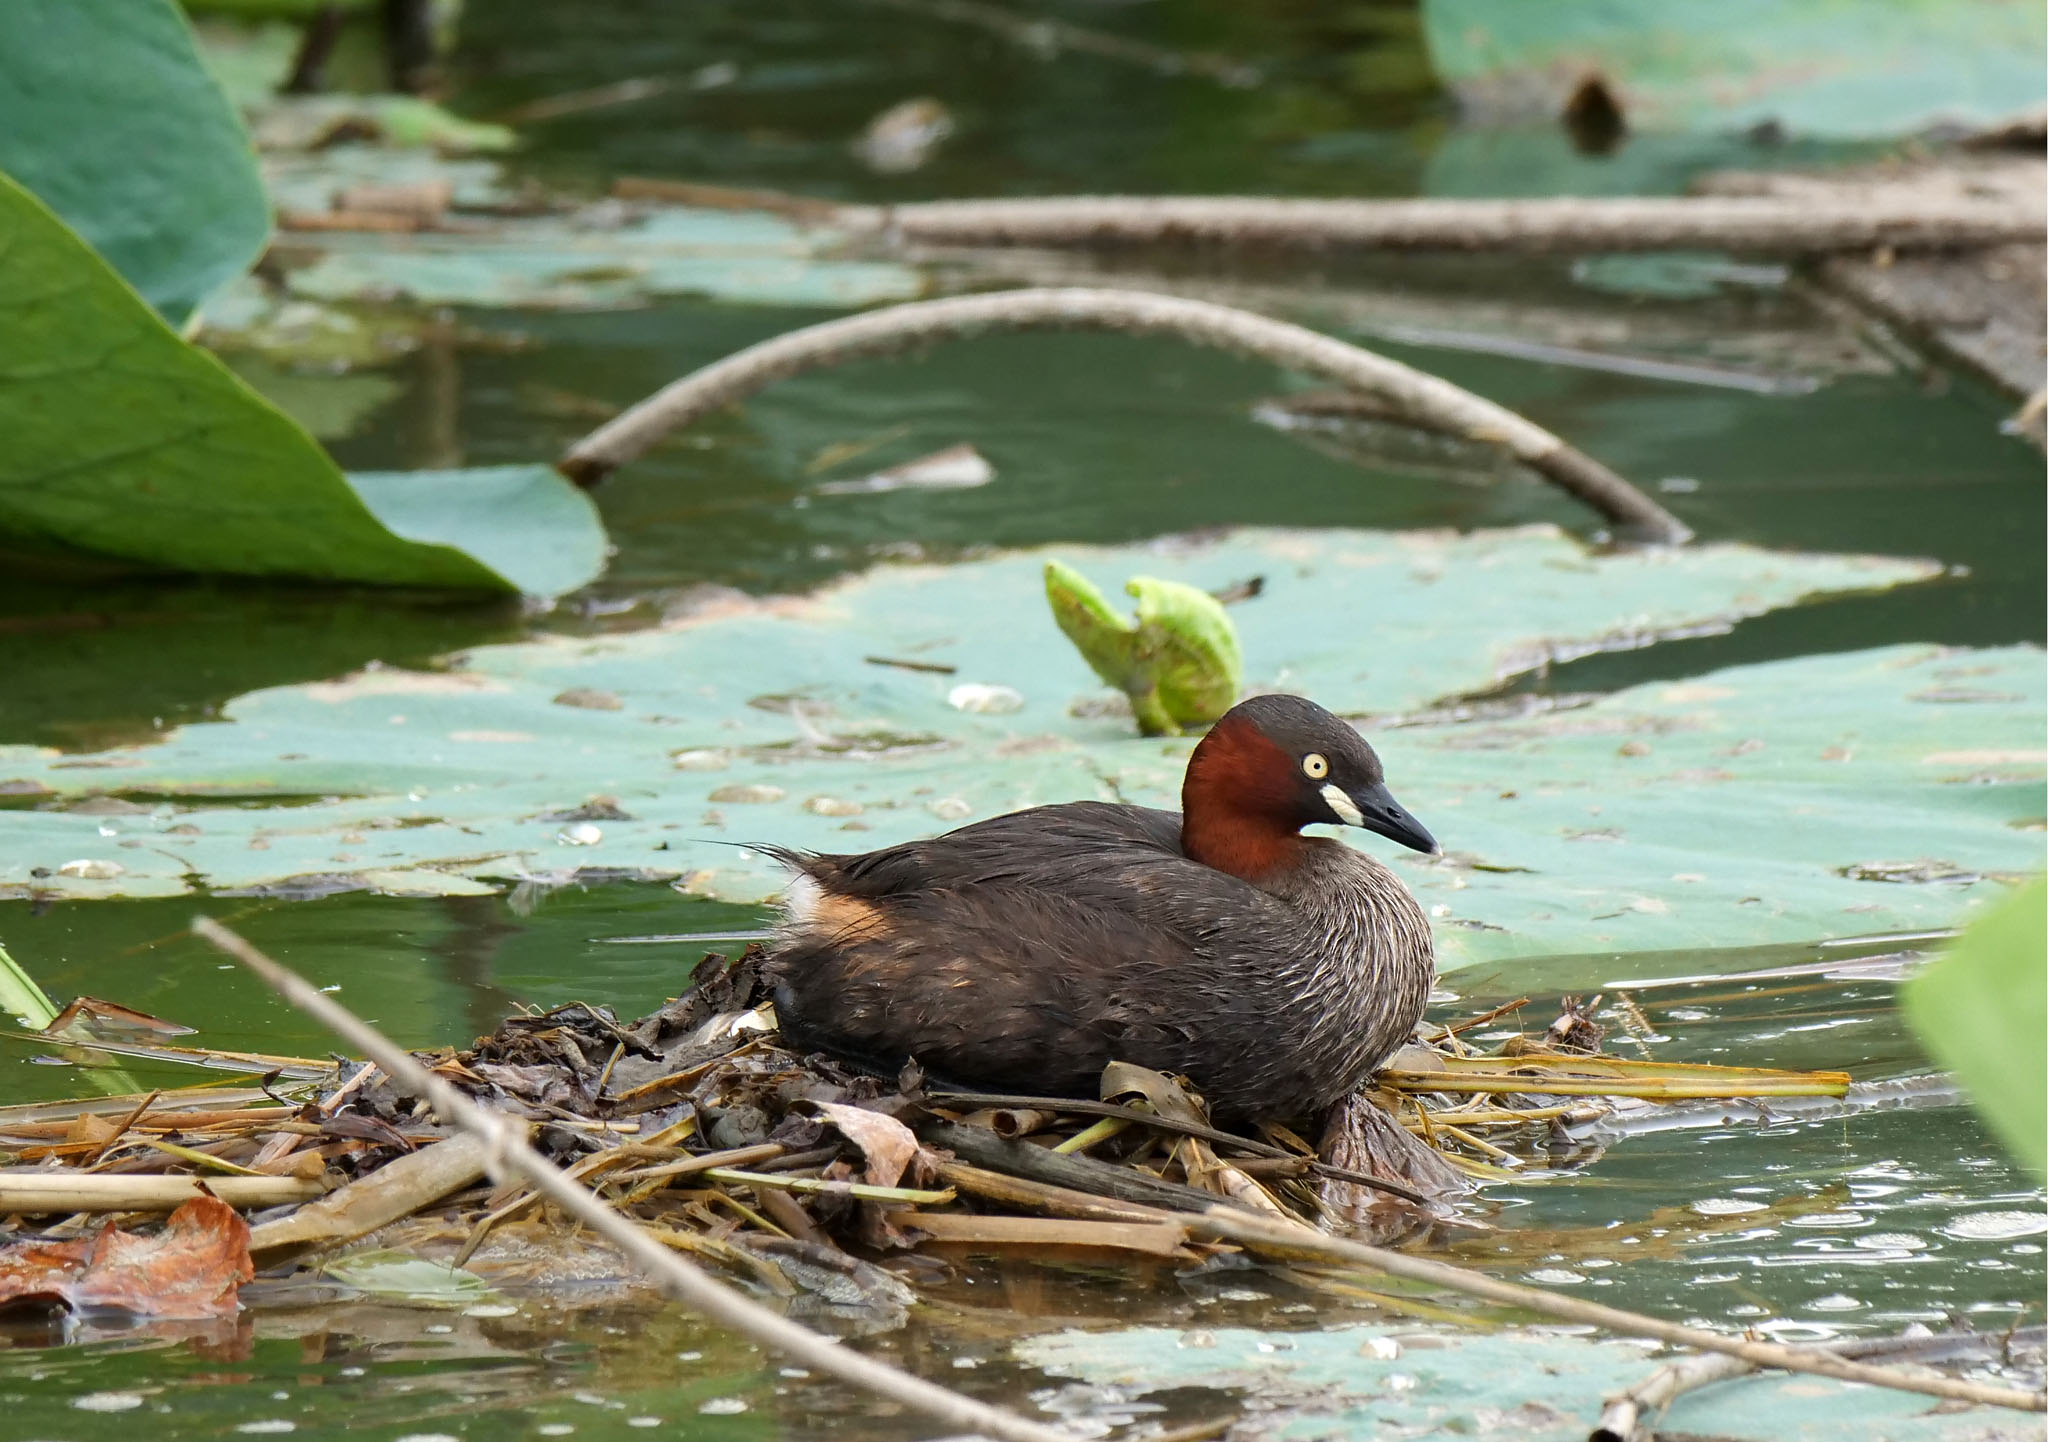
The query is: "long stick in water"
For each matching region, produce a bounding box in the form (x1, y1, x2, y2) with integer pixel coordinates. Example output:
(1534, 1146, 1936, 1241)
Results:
(190, 916, 1071, 1442)
(1192, 1209, 2044, 1414)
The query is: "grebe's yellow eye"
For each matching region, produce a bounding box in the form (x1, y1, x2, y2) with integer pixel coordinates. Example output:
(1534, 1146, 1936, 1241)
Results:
(1302, 752, 1329, 779)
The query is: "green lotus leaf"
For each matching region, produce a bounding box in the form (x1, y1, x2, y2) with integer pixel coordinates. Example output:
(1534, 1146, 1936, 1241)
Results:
(5, 524, 2025, 973)
(0, 0, 269, 327)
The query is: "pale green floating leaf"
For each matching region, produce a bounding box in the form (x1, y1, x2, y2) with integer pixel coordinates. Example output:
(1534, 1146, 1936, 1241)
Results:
(251, 95, 516, 154)
(346, 466, 609, 602)
(1903, 877, 2047, 1179)
(283, 226, 924, 311)
(6, 524, 2027, 970)
(1021, 1323, 2025, 1441)
(1421, 0, 2047, 138)
(0, 0, 270, 327)
(1385, 643, 2042, 965)
(322, 1251, 497, 1306)
(272, 183, 923, 310)
(262, 147, 516, 217)
(0, 173, 604, 594)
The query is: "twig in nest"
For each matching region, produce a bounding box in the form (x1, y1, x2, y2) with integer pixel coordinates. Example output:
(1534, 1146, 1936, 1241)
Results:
(931, 1089, 1434, 1204)
(557, 288, 1690, 545)
(190, 916, 1073, 1442)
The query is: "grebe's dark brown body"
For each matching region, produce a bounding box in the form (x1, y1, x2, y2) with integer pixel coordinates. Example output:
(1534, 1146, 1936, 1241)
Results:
(763, 695, 1438, 1123)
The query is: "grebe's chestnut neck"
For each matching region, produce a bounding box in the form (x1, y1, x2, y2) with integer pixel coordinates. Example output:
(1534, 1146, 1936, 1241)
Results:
(1181, 694, 1436, 884)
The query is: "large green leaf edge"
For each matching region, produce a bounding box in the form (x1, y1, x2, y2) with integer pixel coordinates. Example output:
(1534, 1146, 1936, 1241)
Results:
(0, 173, 602, 595)
(0, 0, 271, 327)
(1902, 877, 2048, 1178)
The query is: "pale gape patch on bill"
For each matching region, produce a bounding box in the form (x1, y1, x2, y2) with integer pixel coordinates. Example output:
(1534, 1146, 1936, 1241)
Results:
(1320, 783, 1365, 826)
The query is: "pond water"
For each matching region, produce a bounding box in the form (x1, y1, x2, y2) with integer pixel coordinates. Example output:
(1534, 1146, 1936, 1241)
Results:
(1, 2, 2043, 1437)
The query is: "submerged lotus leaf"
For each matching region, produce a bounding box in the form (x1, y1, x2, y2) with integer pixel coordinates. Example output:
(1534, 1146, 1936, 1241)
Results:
(2, 524, 2028, 968)
(1020, 1323, 2021, 1441)
(241, 139, 923, 310)
(321, 1251, 495, 1306)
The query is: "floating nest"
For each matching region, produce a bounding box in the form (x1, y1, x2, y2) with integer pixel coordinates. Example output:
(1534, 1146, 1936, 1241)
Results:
(0, 946, 1858, 1330)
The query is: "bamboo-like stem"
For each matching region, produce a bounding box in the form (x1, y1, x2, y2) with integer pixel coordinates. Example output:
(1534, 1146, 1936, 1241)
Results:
(0, 1173, 326, 1212)
(1053, 1116, 1130, 1154)
(1380, 1074, 1848, 1099)
(609, 1141, 785, 1185)
(1191, 1209, 2044, 1414)
(556, 288, 1690, 544)
(191, 916, 1074, 1442)
(1433, 1123, 1522, 1167)
(138, 1138, 267, 1175)
(933, 1158, 1184, 1226)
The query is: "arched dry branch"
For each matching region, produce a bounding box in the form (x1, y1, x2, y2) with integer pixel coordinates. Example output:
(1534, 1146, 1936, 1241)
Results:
(559, 288, 1692, 544)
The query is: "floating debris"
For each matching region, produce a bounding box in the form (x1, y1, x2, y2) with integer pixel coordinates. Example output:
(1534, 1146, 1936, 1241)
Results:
(946, 682, 1025, 714)
(852, 98, 955, 174)
(814, 443, 994, 494)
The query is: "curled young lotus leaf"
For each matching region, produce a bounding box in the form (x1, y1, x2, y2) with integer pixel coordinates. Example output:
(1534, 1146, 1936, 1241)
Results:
(1044, 560, 1242, 735)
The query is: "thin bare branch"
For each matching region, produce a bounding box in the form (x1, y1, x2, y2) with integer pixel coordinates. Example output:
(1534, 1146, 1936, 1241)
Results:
(1192, 1208, 2045, 1414)
(1590, 1325, 2047, 1441)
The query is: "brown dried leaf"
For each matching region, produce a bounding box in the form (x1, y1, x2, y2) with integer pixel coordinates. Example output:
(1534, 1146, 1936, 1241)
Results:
(0, 1195, 252, 1320)
(1099, 1060, 1212, 1127)
(1318, 1094, 1471, 1244)
(44, 997, 196, 1041)
(810, 1101, 916, 1189)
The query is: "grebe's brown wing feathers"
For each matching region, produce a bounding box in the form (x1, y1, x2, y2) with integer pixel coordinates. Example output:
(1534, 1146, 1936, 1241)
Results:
(779, 800, 1184, 898)
(763, 801, 1277, 1099)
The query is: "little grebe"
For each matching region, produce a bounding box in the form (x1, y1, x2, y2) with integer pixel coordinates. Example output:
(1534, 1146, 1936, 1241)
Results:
(762, 694, 1437, 1123)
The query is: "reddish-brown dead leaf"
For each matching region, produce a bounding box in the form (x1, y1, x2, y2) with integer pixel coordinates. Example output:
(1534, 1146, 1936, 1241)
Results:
(45, 996, 196, 1041)
(0, 1195, 252, 1320)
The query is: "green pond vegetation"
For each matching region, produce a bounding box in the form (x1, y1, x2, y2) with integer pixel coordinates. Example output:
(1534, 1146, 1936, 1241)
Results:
(0, 1, 2041, 1438)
